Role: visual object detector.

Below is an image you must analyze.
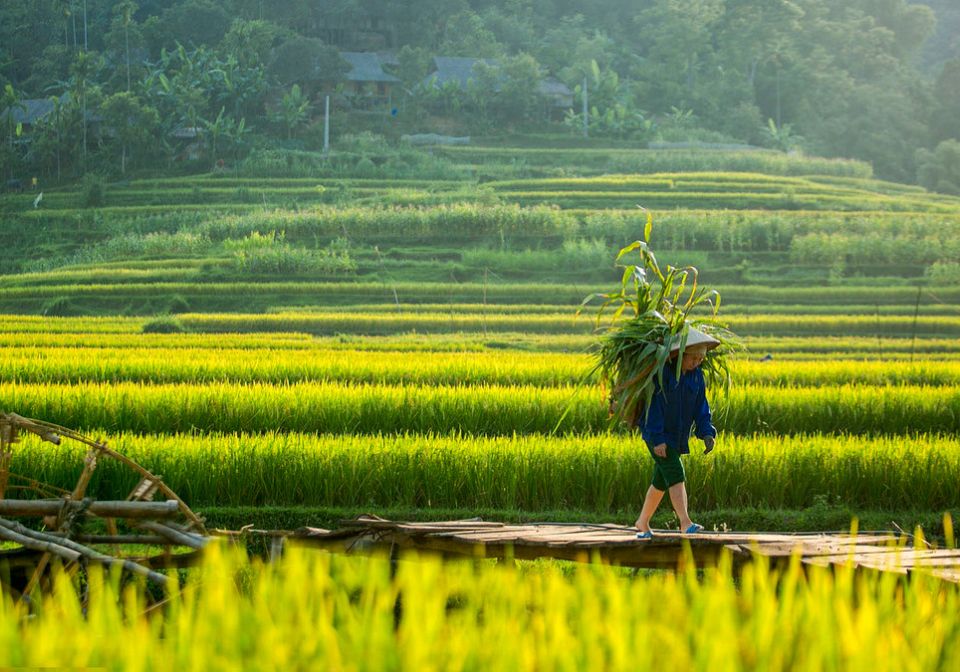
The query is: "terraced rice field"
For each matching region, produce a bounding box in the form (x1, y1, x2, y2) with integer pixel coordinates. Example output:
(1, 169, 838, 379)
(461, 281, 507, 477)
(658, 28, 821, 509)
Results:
(1, 146, 959, 668)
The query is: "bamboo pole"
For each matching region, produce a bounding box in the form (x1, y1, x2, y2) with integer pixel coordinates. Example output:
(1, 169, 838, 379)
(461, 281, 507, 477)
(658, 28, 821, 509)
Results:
(0, 499, 181, 519)
(0, 523, 81, 563)
(136, 521, 211, 550)
(52, 533, 171, 545)
(0, 518, 169, 586)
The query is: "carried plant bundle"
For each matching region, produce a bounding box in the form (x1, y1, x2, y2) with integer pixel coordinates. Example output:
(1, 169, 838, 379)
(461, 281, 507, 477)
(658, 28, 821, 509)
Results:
(581, 214, 741, 429)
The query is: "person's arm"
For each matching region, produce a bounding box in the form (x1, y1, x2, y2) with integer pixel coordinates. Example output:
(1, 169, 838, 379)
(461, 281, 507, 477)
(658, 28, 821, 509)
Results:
(641, 387, 668, 455)
(693, 375, 717, 453)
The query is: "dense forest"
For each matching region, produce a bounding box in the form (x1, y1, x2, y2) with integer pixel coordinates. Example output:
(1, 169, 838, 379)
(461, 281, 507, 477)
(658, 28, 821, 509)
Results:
(1, 0, 958, 187)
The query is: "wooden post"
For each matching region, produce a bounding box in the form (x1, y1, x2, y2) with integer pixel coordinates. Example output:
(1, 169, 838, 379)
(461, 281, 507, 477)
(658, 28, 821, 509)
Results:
(582, 76, 588, 138)
(323, 95, 330, 155)
(0, 421, 18, 500)
(0, 448, 11, 501)
(71, 447, 100, 501)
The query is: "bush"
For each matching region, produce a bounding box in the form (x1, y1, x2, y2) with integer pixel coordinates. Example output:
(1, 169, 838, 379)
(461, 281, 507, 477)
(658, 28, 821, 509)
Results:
(40, 296, 78, 316)
(82, 175, 106, 208)
(142, 315, 187, 333)
(165, 294, 191, 314)
(926, 262, 960, 284)
(227, 231, 356, 275)
(917, 139, 960, 195)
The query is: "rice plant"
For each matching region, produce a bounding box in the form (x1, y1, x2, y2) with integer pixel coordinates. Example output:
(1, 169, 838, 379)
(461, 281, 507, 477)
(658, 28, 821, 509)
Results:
(11, 432, 960, 511)
(1, 381, 957, 436)
(1, 547, 957, 671)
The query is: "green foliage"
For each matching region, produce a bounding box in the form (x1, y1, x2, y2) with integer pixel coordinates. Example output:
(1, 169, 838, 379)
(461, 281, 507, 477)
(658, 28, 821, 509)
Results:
(267, 36, 346, 87)
(45, 230, 213, 267)
(917, 139, 960, 195)
(142, 315, 186, 333)
(227, 231, 356, 276)
(82, 175, 106, 208)
(437, 147, 873, 178)
(0, 0, 956, 180)
(273, 84, 311, 140)
(761, 119, 803, 152)
(926, 262, 960, 283)
(581, 217, 740, 428)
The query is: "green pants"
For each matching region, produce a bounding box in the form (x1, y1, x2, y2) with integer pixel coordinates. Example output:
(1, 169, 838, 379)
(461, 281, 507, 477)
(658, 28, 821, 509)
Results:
(650, 445, 685, 491)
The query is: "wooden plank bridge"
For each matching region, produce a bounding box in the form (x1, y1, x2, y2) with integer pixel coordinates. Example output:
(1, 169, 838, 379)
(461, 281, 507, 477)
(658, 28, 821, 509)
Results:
(286, 515, 960, 583)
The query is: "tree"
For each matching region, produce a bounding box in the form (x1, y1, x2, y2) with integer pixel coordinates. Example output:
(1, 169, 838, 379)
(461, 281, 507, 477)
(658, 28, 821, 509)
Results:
(201, 106, 228, 167)
(917, 139, 960, 195)
(439, 11, 504, 58)
(141, 43, 267, 139)
(714, 0, 804, 92)
(761, 118, 803, 152)
(100, 91, 159, 173)
(497, 53, 543, 125)
(396, 45, 431, 91)
(849, 0, 936, 60)
(66, 50, 103, 173)
(267, 36, 346, 88)
(219, 18, 282, 69)
(0, 84, 24, 179)
(464, 60, 502, 129)
(273, 84, 311, 140)
(25, 96, 67, 182)
(931, 58, 960, 143)
(632, 0, 724, 100)
(145, 0, 231, 50)
(103, 0, 142, 92)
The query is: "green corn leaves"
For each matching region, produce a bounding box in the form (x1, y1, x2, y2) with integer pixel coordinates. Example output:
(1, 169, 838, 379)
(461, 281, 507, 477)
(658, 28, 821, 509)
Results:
(582, 221, 742, 429)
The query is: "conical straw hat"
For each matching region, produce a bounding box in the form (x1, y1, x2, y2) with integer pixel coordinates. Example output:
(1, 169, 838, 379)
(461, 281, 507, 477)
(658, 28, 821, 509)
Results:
(669, 325, 721, 353)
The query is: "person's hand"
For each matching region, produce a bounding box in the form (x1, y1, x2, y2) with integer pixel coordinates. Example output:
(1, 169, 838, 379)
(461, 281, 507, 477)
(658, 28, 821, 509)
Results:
(703, 436, 715, 455)
(653, 443, 667, 458)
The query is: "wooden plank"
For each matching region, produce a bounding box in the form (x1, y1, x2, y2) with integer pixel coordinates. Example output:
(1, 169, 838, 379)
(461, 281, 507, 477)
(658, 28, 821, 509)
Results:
(396, 522, 506, 531)
(386, 533, 696, 568)
(805, 551, 960, 569)
(425, 527, 546, 541)
(339, 516, 504, 530)
(748, 543, 904, 559)
(930, 569, 960, 583)
(513, 530, 640, 541)
(288, 519, 953, 581)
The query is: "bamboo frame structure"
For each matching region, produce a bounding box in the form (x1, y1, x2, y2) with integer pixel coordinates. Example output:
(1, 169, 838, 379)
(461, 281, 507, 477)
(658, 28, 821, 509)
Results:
(0, 411, 213, 598)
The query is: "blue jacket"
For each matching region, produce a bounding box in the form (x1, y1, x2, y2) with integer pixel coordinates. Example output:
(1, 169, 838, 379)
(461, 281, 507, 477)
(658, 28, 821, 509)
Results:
(639, 365, 716, 455)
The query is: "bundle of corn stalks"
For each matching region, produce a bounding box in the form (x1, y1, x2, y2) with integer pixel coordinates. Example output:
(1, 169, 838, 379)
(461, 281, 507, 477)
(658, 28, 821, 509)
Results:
(581, 214, 742, 429)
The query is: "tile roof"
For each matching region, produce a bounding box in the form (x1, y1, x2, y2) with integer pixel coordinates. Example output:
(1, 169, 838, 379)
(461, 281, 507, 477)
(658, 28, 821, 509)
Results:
(426, 57, 499, 89)
(339, 52, 399, 83)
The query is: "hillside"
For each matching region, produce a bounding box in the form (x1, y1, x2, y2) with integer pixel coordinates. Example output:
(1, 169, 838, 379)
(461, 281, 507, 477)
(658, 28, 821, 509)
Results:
(1, 145, 959, 317)
(916, 0, 960, 70)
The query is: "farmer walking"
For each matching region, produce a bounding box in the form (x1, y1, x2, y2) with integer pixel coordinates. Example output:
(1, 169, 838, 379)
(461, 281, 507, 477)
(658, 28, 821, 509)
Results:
(634, 327, 719, 539)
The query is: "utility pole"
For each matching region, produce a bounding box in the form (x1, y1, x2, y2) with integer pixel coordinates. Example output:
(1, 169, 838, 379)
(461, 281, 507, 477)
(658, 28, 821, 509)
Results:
(323, 95, 330, 154)
(83, 0, 88, 52)
(582, 76, 588, 138)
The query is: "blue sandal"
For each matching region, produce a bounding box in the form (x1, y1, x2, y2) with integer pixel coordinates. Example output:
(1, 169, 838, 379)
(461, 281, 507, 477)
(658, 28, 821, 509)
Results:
(636, 530, 654, 540)
(684, 523, 704, 534)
